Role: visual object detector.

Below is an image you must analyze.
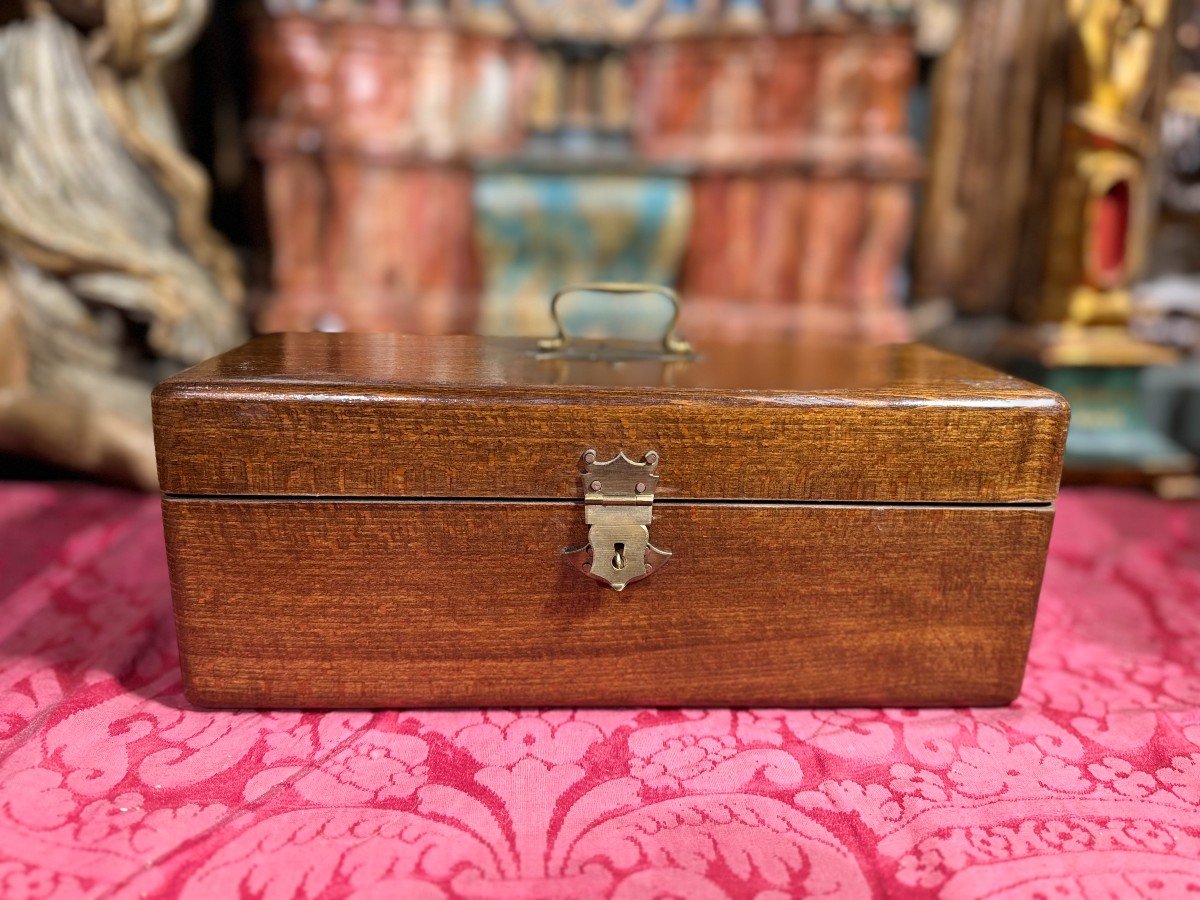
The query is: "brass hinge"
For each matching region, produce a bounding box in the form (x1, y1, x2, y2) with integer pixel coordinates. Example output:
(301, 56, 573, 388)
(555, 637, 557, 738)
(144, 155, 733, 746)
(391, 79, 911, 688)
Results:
(564, 449, 671, 591)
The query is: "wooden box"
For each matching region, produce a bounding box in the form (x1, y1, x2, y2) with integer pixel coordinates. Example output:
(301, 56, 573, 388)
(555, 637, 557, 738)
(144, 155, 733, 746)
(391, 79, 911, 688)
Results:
(153, 310, 1067, 708)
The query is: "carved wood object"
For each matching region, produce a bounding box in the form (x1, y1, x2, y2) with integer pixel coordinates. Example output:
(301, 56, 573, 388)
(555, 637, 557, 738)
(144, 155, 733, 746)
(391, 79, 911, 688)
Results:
(0, 2, 245, 487)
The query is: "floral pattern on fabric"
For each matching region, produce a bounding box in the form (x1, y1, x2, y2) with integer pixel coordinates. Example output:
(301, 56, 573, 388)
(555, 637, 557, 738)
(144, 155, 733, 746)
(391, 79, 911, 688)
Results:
(0, 483, 1199, 898)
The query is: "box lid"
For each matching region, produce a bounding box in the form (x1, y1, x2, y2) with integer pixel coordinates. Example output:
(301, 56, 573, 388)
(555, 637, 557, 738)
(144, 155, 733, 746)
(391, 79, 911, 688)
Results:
(153, 332, 1068, 504)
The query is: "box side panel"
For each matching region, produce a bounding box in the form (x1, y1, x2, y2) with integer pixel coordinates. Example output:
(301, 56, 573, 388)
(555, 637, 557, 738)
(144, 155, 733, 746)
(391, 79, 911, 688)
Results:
(163, 499, 1054, 708)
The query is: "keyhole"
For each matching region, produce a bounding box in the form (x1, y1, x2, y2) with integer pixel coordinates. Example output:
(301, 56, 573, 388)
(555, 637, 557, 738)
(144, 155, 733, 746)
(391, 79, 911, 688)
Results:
(612, 542, 626, 570)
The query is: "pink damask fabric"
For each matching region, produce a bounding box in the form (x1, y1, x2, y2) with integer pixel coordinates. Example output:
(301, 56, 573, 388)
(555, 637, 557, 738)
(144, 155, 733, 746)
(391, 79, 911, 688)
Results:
(1, 482, 1199, 899)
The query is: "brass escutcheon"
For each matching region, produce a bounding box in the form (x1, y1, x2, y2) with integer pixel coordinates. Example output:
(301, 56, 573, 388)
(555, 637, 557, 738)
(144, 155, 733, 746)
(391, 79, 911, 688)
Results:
(563, 449, 671, 591)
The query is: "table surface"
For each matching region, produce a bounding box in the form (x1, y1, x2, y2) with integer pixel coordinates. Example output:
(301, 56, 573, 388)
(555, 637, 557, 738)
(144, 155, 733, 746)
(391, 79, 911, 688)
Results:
(1, 482, 1198, 899)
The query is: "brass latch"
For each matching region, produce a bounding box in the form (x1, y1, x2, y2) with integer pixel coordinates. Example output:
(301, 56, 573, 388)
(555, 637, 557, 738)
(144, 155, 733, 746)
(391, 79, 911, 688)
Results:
(564, 449, 671, 591)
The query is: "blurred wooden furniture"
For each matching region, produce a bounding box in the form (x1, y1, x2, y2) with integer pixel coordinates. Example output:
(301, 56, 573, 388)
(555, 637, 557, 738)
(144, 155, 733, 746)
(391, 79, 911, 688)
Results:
(251, 0, 920, 343)
(916, 0, 1068, 318)
(250, 11, 531, 331)
(636, 21, 919, 343)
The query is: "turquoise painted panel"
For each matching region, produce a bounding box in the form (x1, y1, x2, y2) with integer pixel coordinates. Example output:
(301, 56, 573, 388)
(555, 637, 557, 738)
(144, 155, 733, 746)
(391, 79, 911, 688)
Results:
(473, 174, 692, 337)
(1045, 366, 1193, 472)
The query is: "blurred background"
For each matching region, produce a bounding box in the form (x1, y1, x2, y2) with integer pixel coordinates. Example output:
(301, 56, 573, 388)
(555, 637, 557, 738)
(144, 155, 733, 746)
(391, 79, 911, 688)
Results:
(3, 0, 1200, 494)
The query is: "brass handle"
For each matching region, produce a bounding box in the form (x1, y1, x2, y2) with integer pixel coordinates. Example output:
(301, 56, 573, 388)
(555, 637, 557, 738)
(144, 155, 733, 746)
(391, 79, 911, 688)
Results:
(537, 282, 692, 357)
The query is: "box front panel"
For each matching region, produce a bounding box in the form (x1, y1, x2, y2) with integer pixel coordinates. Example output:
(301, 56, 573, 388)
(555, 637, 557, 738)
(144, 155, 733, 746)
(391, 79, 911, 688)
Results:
(163, 498, 1053, 708)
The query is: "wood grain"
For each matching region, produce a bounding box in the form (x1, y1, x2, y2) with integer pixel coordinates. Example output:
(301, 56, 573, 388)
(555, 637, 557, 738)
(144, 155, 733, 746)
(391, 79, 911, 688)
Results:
(164, 498, 1054, 708)
(153, 333, 1069, 503)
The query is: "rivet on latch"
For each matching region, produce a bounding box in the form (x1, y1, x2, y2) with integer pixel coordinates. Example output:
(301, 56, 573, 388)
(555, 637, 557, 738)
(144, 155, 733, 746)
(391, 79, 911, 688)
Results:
(563, 449, 672, 590)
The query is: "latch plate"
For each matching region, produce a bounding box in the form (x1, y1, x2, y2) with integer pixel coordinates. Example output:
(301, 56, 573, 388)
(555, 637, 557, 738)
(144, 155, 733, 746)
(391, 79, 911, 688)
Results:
(564, 449, 671, 591)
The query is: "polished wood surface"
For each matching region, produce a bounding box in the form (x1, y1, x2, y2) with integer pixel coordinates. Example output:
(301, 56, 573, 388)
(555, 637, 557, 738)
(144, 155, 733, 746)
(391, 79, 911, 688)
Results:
(165, 498, 1054, 709)
(154, 333, 1068, 503)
